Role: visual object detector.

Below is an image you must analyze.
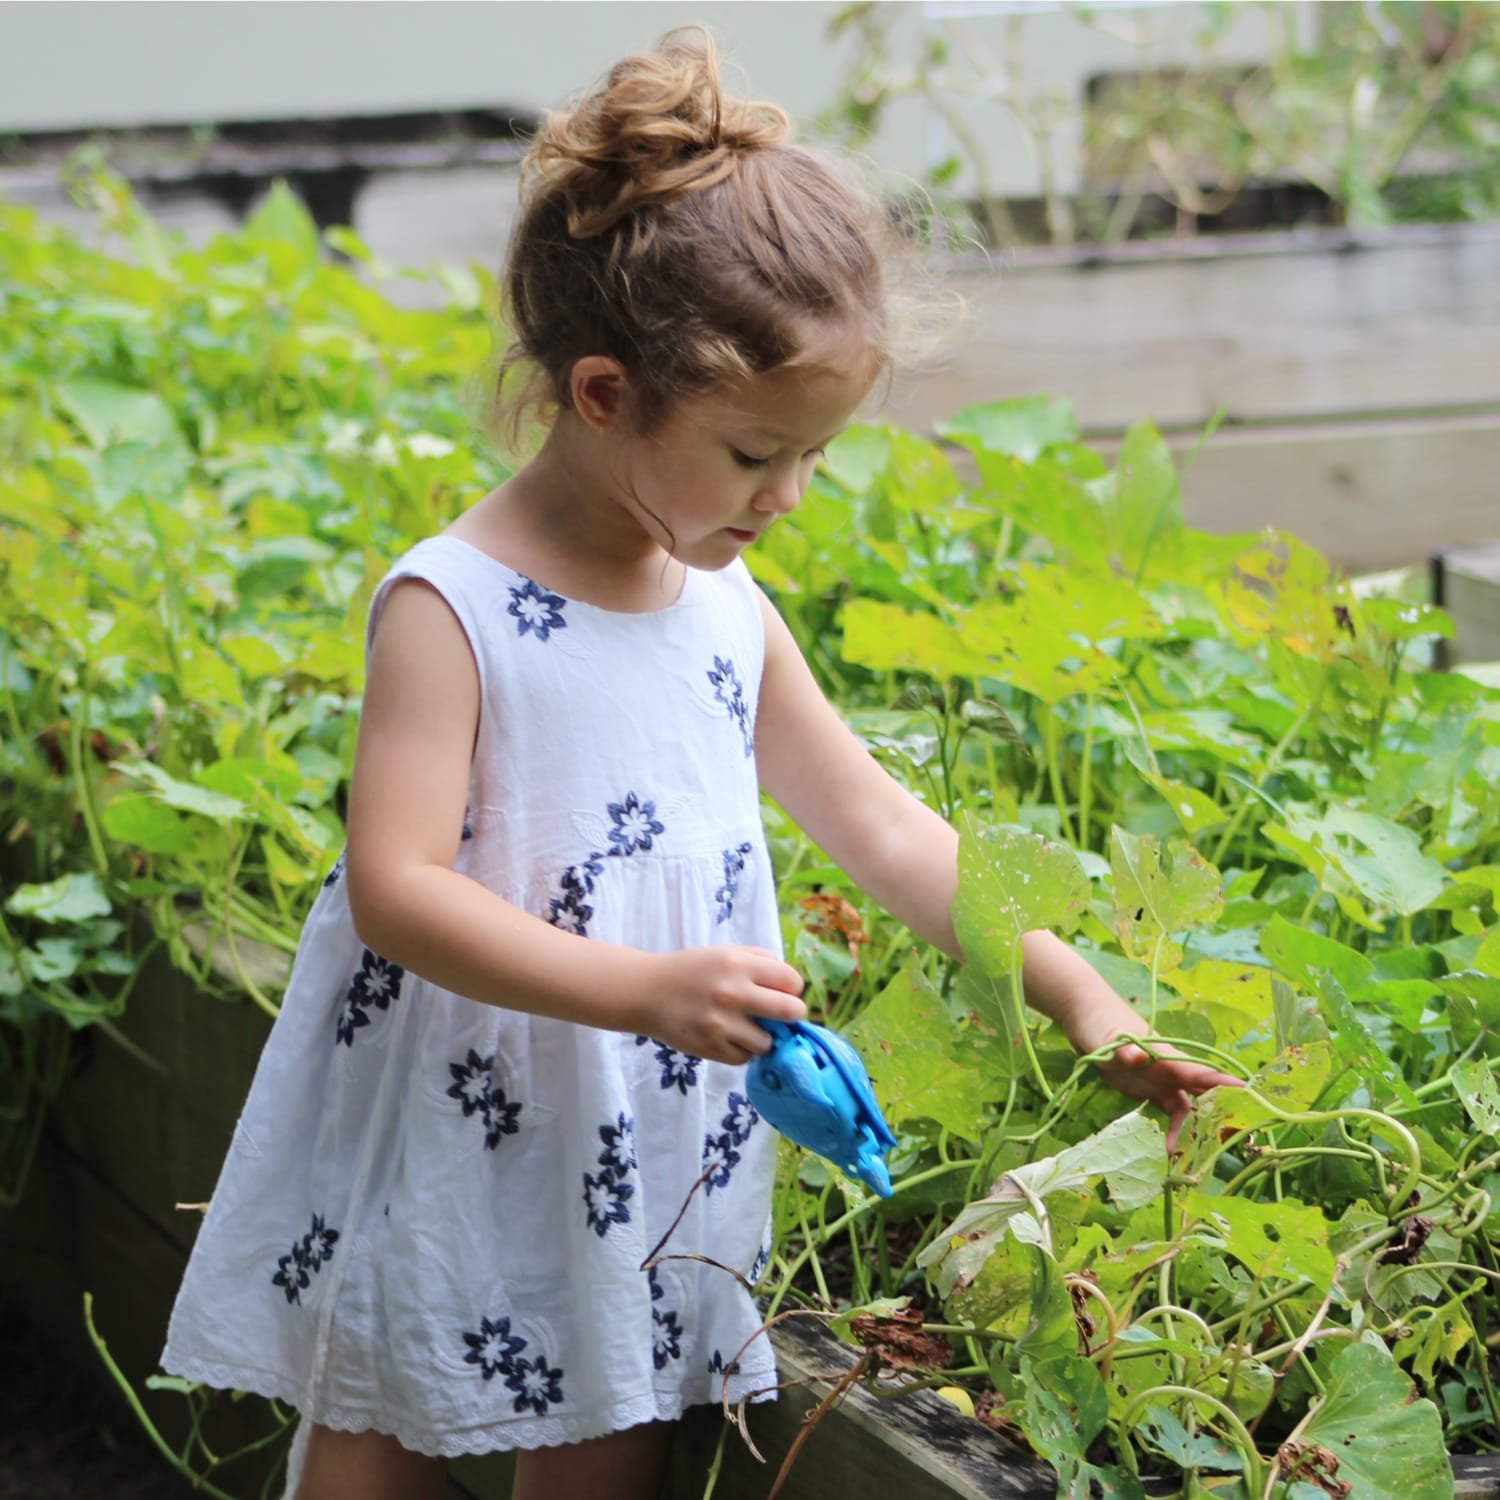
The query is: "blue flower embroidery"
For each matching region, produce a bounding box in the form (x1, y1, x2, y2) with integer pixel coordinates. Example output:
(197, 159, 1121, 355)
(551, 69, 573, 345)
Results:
(707, 655, 753, 756)
(271, 1213, 340, 1305)
(461, 806, 474, 841)
(446, 1049, 523, 1149)
(582, 1109, 638, 1236)
(652, 1303, 684, 1370)
(702, 1132, 740, 1194)
(335, 950, 404, 1046)
(645, 1043, 700, 1094)
(606, 792, 665, 855)
(546, 853, 605, 937)
(707, 1348, 741, 1377)
(322, 849, 346, 889)
(646, 1266, 683, 1370)
(721, 1091, 759, 1146)
(462, 1315, 526, 1380)
(547, 887, 593, 936)
(508, 578, 567, 641)
(505, 1355, 565, 1416)
(715, 842, 753, 923)
(583, 1168, 634, 1237)
(598, 1112, 637, 1175)
(750, 1240, 771, 1286)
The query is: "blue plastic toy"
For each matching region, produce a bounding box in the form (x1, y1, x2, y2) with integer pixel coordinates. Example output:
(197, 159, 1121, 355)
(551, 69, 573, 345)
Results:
(746, 1019, 899, 1197)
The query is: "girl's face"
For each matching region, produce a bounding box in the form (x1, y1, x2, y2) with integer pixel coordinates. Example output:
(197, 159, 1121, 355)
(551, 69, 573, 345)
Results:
(615, 351, 876, 571)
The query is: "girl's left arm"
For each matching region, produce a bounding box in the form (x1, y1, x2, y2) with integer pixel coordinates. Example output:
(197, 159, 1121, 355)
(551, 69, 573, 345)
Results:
(754, 592, 1237, 1144)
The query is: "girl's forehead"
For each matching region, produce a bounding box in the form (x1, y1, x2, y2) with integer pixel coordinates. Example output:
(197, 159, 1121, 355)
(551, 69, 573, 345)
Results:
(694, 358, 876, 438)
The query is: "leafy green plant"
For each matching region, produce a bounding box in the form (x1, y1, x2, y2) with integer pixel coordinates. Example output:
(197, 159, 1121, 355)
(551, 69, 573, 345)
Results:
(0, 167, 506, 1199)
(3, 178, 1499, 1496)
(745, 396, 1500, 1493)
(819, 0, 1500, 245)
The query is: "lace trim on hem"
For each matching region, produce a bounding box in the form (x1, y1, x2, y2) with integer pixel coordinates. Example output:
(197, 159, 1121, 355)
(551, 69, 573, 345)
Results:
(160, 1351, 778, 1458)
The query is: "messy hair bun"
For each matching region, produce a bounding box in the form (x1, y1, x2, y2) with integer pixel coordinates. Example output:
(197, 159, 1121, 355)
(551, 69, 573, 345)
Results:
(525, 29, 790, 239)
(494, 27, 911, 441)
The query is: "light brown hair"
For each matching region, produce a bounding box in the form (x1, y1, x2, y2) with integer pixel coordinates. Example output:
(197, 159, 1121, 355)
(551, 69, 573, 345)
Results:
(492, 27, 901, 444)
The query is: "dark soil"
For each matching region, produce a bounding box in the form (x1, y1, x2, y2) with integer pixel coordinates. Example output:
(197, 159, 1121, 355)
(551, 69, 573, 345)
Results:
(0, 1293, 187, 1500)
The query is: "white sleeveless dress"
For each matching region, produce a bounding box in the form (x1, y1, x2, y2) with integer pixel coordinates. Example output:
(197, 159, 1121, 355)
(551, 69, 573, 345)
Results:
(161, 535, 781, 1470)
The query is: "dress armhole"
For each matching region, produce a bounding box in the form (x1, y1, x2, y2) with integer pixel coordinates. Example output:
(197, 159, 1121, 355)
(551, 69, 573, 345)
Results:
(366, 552, 491, 734)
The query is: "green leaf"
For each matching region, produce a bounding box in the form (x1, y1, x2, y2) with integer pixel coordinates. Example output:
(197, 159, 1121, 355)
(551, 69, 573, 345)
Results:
(53, 378, 180, 448)
(920, 1112, 1164, 1296)
(953, 816, 1090, 981)
(1269, 806, 1448, 920)
(1181, 1188, 1335, 1290)
(243, 180, 322, 270)
(5, 872, 111, 924)
(842, 957, 993, 1138)
(101, 795, 196, 855)
(1111, 828, 1223, 970)
(1315, 975, 1420, 1110)
(840, 600, 986, 680)
(938, 396, 1080, 463)
(1139, 1406, 1243, 1473)
(1017, 1355, 1144, 1499)
(820, 424, 891, 493)
(1452, 1059, 1500, 1137)
(116, 761, 248, 821)
(1014, 1243, 1079, 1364)
(1287, 1337, 1450, 1500)
(1107, 420, 1182, 580)
(24, 936, 83, 983)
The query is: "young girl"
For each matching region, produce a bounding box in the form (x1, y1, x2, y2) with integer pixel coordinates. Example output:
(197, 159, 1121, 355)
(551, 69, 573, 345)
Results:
(161, 29, 1235, 1500)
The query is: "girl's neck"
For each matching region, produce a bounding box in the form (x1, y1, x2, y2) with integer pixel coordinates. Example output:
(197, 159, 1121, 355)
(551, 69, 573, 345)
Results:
(448, 415, 686, 614)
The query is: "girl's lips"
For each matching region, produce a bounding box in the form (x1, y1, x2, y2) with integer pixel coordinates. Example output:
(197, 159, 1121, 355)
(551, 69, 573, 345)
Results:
(726, 528, 759, 543)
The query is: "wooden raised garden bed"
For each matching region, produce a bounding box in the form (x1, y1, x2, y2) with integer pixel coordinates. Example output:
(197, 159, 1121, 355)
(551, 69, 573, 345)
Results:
(890, 222, 1500, 575)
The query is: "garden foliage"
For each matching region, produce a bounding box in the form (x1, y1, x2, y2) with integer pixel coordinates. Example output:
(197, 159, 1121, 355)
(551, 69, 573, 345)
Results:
(3, 177, 1499, 1497)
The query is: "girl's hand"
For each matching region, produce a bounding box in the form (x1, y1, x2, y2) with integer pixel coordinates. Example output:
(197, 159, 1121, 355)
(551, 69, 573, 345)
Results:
(1092, 1040, 1242, 1152)
(635, 946, 806, 1065)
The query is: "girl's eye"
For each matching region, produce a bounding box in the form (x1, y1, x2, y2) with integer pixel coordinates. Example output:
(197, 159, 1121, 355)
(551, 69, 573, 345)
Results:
(731, 449, 772, 469)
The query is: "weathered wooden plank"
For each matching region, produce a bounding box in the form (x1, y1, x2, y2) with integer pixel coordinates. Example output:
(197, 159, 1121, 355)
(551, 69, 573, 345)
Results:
(667, 1316, 1055, 1500)
(46, 945, 274, 1256)
(1120, 412, 1499, 573)
(886, 223, 1500, 436)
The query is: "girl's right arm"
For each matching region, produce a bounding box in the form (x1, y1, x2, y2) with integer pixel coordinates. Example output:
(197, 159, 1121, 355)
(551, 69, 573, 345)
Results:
(343, 580, 804, 1063)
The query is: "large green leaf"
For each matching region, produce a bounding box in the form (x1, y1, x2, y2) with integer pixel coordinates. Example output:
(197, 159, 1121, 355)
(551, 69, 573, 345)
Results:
(53, 378, 180, 448)
(1267, 806, 1448, 921)
(1111, 828, 1224, 970)
(1282, 1337, 1450, 1500)
(843, 957, 992, 1138)
(1181, 1188, 1335, 1290)
(953, 816, 1090, 981)
(938, 395, 1080, 462)
(840, 600, 986, 680)
(920, 1112, 1165, 1296)
(1017, 1354, 1145, 1499)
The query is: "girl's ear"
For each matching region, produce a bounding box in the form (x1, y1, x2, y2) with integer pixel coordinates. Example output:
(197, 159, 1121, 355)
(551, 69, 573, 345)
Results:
(570, 356, 631, 432)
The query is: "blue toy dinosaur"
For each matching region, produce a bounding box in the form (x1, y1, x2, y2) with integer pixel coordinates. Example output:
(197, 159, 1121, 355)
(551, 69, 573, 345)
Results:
(746, 1019, 899, 1197)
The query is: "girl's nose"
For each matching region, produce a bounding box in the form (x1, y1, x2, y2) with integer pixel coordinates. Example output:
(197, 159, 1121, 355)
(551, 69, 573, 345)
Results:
(754, 467, 804, 516)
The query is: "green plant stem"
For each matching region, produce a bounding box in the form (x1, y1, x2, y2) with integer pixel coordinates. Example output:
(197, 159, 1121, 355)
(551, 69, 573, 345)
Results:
(83, 1293, 244, 1500)
(1040, 704, 1077, 846)
(68, 676, 110, 876)
(766, 1159, 980, 1319)
(1077, 693, 1095, 847)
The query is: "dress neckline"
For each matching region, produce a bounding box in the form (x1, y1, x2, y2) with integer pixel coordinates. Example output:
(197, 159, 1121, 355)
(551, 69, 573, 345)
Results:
(430, 534, 700, 620)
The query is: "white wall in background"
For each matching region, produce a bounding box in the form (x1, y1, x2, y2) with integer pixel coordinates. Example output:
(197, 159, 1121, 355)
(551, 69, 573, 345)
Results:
(0, 1, 1292, 195)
